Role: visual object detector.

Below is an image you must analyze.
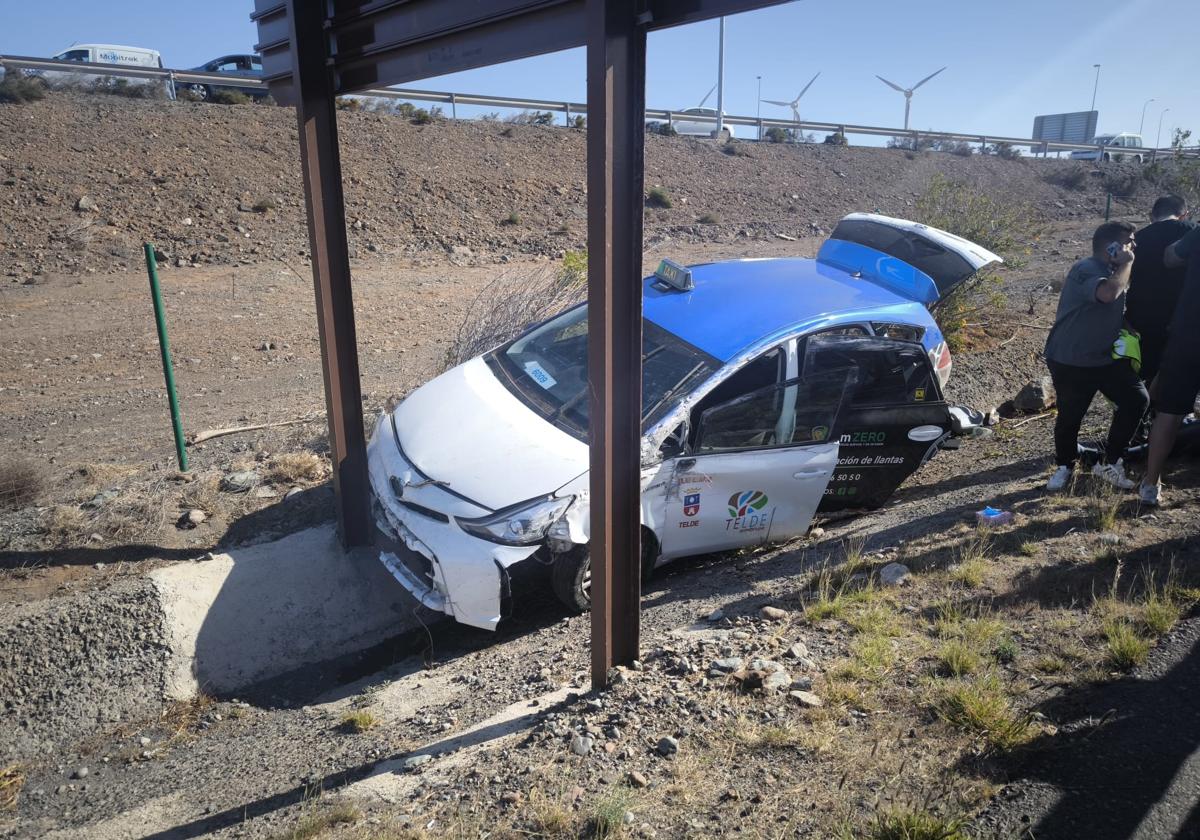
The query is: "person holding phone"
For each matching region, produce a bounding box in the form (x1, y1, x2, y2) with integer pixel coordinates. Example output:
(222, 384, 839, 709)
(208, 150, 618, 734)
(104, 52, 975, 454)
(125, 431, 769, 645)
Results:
(1043, 221, 1149, 491)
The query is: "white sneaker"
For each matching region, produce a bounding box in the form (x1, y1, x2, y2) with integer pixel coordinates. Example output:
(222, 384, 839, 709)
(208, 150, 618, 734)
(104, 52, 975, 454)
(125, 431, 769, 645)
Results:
(1092, 459, 1136, 491)
(1138, 481, 1162, 506)
(1047, 465, 1074, 491)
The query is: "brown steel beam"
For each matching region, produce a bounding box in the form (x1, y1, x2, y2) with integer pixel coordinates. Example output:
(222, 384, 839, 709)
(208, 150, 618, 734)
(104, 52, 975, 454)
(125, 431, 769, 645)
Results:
(587, 0, 646, 689)
(287, 0, 373, 547)
(254, 0, 789, 99)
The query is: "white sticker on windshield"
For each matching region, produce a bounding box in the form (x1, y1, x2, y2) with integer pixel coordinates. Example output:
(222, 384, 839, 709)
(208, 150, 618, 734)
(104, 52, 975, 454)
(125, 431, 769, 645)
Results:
(523, 360, 558, 390)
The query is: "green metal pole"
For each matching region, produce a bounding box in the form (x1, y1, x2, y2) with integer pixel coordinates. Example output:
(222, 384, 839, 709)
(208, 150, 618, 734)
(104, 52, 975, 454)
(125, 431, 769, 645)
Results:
(1105, 192, 1112, 221)
(143, 244, 189, 472)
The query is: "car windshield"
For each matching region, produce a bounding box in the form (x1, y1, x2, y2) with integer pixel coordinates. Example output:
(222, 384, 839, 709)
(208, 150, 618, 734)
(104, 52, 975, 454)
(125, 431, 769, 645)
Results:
(486, 304, 720, 439)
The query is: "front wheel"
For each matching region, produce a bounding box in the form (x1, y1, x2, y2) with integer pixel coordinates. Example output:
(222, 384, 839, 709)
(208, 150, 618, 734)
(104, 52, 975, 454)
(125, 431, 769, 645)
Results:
(186, 83, 210, 101)
(551, 545, 591, 612)
(550, 537, 658, 613)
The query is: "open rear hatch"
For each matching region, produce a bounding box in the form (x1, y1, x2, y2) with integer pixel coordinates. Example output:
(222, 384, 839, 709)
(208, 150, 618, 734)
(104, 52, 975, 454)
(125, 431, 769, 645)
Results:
(817, 213, 1003, 306)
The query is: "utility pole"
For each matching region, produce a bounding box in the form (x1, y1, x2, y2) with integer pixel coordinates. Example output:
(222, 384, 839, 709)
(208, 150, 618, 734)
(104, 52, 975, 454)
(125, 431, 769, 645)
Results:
(756, 74, 761, 141)
(1089, 63, 1101, 112)
(715, 17, 725, 139)
(1139, 98, 1154, 136)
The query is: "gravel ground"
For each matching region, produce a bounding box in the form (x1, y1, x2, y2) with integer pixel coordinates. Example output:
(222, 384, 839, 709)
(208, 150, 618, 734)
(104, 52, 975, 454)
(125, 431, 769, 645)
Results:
(0, 577, 169, 761)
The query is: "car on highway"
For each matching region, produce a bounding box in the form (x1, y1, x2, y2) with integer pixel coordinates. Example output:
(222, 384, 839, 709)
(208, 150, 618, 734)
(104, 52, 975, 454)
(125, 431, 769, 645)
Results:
(367, 213, 1000, 630)
(178, 54, 266, 101)
(672, 107, 736, 139)
(1070, 132, 1145, 163)
(34, 44, 171, 96)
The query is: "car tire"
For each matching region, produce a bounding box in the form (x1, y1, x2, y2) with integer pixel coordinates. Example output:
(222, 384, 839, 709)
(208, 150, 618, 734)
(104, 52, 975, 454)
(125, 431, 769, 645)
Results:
(1102, 152, 1111, 162)
(551, 545, 591, 612)
(550, 533, 659, 613)
(186, 83, 210, 101)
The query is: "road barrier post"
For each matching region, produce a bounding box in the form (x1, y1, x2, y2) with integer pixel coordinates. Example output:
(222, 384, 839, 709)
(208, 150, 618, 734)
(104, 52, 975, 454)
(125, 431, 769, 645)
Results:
(1105, 192, 1112, 221)
(143, 244, 189, 472)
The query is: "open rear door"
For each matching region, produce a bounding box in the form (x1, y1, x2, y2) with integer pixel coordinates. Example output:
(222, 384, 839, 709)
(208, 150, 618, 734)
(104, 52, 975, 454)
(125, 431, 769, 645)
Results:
(818, 213, 1003, 306)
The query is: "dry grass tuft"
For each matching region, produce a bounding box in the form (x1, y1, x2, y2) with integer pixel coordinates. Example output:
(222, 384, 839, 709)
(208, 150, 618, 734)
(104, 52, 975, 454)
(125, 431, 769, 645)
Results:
(1103, 620, 1150, 670)
(526, 786, 576, 837)
(0, 764, 24, 812)
(857, 807, 969, 840)
(0, 457, 46, 510)
(938, 640, 981, 677)
(179, 475, 222, 515)
(934, 675, 1034, 752)
(274, 800, 362, 840)
(267, 452, 327, 485)
(1085, 485, 1121, 532)
(339, 709, 378, 734)
(588, 788, 633, 839)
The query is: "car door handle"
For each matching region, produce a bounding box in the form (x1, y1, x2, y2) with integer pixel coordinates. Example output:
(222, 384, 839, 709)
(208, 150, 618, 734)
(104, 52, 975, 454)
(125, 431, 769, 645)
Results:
(793, 469, 823, 478)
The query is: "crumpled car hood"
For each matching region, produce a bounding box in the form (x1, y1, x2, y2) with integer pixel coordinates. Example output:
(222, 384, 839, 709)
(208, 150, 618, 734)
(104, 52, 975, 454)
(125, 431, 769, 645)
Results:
(391, 356, 588, 510)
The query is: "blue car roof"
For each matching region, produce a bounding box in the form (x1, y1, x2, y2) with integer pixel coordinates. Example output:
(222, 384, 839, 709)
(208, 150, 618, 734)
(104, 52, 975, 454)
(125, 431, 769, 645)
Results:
(643, 258, 930, 362)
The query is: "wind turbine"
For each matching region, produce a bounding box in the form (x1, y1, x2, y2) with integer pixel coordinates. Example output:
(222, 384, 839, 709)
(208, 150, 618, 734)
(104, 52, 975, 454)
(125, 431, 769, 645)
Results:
(762, 71, 821, 127)
(875, 66, 946, 130)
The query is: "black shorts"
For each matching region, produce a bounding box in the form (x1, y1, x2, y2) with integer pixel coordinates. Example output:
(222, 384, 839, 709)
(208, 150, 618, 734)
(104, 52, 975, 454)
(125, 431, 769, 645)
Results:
(1155, 350, 1200, 415)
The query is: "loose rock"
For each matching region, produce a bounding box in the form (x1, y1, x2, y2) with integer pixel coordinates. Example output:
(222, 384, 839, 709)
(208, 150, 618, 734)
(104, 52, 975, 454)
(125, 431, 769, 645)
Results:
(1014, 377, 1056, 413)
(879, 562, 911, 587)
(571, 734, 594, 756)
(221, 471, 259, 493)
(789, 690, 824, 708)
(760, 605, 789, 621)
(656, 736, 679, 757)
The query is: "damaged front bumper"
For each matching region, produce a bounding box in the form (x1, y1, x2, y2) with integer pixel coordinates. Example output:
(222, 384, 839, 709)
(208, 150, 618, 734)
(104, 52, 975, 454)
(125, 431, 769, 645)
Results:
(366, 415, 542, 631)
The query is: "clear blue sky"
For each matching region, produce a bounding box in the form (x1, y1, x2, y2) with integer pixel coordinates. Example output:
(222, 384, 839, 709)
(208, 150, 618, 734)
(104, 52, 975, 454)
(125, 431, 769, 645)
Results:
(3, 0, 1195, 144)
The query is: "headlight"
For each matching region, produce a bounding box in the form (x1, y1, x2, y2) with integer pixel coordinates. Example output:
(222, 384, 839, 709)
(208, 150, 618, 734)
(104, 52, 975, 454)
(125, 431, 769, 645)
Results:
(458, 495, 573, 546)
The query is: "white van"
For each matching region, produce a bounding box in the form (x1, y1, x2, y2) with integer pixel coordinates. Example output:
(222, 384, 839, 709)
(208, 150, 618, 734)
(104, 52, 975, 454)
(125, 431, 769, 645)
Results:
(39, 44, 169, 95)
(1070, 132, 1145, 163)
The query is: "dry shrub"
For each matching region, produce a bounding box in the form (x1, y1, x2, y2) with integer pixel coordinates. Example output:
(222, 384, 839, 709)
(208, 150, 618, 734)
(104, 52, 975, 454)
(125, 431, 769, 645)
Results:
(0, 457, 46, 510)
(441, 261, 585, 372)
(0, 74, 47, 104)
(0, 764, 23, 811)
(179, 475, 221, 514)
(267, 452, 327, 484)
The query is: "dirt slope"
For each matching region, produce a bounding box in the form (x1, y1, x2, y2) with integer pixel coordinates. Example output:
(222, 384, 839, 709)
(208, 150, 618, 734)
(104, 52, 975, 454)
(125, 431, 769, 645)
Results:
(0, 90, 1148, 280)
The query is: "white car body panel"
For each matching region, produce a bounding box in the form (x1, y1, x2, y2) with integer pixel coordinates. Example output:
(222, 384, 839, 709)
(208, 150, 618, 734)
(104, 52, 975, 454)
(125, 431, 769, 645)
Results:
(659, 443, 839, 560)
(366, 415, 540, 631)
(394, 357, 588, 511)
(839, 212, 1004, 274)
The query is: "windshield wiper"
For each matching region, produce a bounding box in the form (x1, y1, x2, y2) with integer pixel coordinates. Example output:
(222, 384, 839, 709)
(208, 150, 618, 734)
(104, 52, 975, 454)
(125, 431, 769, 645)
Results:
(641, 361, 707, 422)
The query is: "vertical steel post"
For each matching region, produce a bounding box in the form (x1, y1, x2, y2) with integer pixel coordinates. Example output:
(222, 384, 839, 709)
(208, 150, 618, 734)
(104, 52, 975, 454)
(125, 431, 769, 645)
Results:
(715, 16, 725, 139)
(287, 0, 372, 547)
(143, 244, 188, 472)
(450, 92, 457, 120)
(1105, 192, 1112, 221)
(586, 0, 646, 690)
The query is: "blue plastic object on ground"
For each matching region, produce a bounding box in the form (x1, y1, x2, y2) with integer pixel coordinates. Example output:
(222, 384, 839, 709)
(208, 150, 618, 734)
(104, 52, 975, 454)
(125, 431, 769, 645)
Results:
(976, 506, 1014, 526)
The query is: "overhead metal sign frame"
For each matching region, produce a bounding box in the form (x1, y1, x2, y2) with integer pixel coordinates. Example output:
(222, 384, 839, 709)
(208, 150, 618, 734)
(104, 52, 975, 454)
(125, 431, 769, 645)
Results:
(252, 0, 789, 689)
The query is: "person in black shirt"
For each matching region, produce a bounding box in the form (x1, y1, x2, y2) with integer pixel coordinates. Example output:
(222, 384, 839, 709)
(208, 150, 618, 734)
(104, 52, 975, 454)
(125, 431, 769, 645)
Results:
(1139, 225, 1200, 506)
(1126, 195, 1195, 385)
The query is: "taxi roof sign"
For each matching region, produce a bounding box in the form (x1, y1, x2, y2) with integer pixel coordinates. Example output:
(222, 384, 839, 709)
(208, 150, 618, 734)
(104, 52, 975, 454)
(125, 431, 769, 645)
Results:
(653, 258, 694, 291)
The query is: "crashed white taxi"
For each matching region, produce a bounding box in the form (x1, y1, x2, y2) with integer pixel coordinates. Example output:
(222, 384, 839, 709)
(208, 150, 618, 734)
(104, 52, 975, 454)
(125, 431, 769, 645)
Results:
(367, 213, 1000, 629)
